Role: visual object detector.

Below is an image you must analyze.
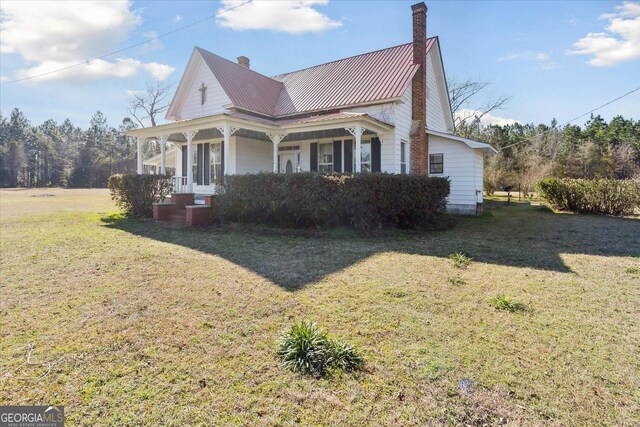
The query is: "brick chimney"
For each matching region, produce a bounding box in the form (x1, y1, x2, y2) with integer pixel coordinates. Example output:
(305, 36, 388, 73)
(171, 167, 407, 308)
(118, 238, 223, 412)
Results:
(237, 56, 250, 69)
(410, 2, 428, 175)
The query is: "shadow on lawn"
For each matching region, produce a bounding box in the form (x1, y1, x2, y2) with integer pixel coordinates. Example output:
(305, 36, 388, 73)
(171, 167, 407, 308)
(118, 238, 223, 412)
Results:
(103, 204, 640, 289)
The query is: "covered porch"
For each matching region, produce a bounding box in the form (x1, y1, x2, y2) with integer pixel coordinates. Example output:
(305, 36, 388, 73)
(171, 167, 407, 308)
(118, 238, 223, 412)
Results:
(126, 112, 394, 194)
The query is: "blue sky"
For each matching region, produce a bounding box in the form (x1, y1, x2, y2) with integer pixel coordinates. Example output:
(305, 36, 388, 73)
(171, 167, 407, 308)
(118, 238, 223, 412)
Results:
(1, 0, 638, 128)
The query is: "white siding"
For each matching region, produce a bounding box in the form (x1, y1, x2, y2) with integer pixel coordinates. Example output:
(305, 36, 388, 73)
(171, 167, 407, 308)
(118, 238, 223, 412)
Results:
(235, 136, 272, 174)
(426, 50, 448, 133)
(393, 86, 412, 174)
(474, 150, 484, 204)
(175, 60, 232, 121)
(345, 102, 395, 124)
(428, 134, 483, 214)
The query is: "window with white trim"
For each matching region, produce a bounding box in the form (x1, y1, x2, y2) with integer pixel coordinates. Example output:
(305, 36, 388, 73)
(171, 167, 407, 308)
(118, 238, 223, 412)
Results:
(352, 140, 371, 172)
(210, 142, 222, 184)
(430, 153, 444, 174)
(361, 141, 371, 172)
(401, 139, 407, 174)
(192, 146, 198, 179)
(318, 142, 333, 173)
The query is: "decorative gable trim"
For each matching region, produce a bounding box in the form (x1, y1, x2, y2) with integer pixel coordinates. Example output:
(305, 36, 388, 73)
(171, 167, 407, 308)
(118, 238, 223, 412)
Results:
(166, 48, 234, 122)
(166, 48, 202, 121)
(428, 38, 455, 132)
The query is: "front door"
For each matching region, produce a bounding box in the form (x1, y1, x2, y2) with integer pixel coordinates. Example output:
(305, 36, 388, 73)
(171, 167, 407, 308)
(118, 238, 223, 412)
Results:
(279, 152, 299, 174)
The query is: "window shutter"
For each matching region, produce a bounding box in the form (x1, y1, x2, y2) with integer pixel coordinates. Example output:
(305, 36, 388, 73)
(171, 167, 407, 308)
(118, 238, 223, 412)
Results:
(344, 140, 353, 173)
(371, 137, 381, 172)
(310, 142, 318, 172)
(181, 145, 188, 177)
(203, 143, 210, 185)
(197, 143, 204, 185)
(333, 140, 342, 173)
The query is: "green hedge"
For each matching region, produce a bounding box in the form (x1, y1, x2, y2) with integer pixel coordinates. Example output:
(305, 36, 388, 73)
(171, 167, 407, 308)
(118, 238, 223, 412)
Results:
(217, 173, 450, 230)
(536, 178, 640, 216)
(108, 174, 173, 218)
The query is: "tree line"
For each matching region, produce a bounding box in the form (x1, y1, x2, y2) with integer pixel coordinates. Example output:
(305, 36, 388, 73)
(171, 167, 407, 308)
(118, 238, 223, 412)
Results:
(457, 114, 640, 196)
(0, 109, 150, 188)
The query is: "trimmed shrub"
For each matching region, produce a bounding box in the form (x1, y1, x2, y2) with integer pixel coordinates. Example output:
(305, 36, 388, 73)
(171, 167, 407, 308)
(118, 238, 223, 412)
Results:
(217, 172, 449, 230)
(341, 173, 449, 229)
(536, 178, 640, 216)
(276, 320, 364, 376)
(108, 173, 173, 218)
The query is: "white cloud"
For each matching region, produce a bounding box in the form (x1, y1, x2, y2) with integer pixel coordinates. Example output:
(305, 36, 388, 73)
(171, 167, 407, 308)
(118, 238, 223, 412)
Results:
(456, 109, 520, 127)
(173, 15, 182, 22)
(13, 59, 175, 83)
(216, 0, 342, 34)
(0, 1, 174, 83)
(566, 1, 640, 66)
(140, 31, 164, 53)
(143, 62, 175, 81)
(497, 51, 555, 69)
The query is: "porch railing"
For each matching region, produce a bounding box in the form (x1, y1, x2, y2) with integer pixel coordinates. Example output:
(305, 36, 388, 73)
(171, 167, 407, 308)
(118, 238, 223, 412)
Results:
(172, 176, 188, 193)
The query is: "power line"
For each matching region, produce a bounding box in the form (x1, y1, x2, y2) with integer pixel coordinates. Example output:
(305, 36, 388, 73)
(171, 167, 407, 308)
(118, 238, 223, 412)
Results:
(560, 85, 640, 127)
(0, 0, 252, 85)
(498, 84, 640, 152)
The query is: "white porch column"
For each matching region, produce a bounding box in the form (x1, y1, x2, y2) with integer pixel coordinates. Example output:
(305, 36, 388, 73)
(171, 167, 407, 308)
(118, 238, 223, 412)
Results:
(266, 133, 287, 173)
(273, 141, 279, 173)
(346, 125, 365, 173)
(182, 130, 198, 192)
(158, 134, 169, 174)
(217, 125, 238, 176)
(136, 137, 143, 174)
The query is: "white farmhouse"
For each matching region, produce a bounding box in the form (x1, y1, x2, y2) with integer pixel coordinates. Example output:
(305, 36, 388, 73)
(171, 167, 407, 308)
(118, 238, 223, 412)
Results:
(130, 2, 496, 216)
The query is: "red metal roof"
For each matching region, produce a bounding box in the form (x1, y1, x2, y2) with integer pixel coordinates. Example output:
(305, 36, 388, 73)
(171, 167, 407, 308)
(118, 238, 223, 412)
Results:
(196, 47, 283, 116)
(197, 37, 437, 118)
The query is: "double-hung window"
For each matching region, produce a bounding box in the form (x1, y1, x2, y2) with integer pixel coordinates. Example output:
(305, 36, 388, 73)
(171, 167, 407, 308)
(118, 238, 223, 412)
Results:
(401, 140, 407, 174)
(430, 153, 444, 174)
(318, 142, 333, 173)
(192, 147, 198, 179)
(352, 140, 371, 172)
(210, 142, 222, 184)
(361, 141, 371, 172)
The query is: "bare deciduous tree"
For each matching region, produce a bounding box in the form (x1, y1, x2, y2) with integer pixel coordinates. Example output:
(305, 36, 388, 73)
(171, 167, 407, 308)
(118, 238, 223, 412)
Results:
(448, 77, 511, 131)
(129, 81, 172, 128)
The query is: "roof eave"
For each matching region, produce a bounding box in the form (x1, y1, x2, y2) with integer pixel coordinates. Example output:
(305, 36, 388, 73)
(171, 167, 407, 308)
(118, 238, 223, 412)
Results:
(125, 111, 394, 140)
(426, 129, 498, 155)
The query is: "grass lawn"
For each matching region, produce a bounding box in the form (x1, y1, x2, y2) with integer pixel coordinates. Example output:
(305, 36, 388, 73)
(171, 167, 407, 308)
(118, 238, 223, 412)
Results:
(1, 188, 639, 426)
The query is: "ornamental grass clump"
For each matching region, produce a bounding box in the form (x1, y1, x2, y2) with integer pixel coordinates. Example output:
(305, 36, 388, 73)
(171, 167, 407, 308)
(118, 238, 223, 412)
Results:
(489, 294, 525, 313)
(449, 251, 472, 269)
(276, 321, 364, 376)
